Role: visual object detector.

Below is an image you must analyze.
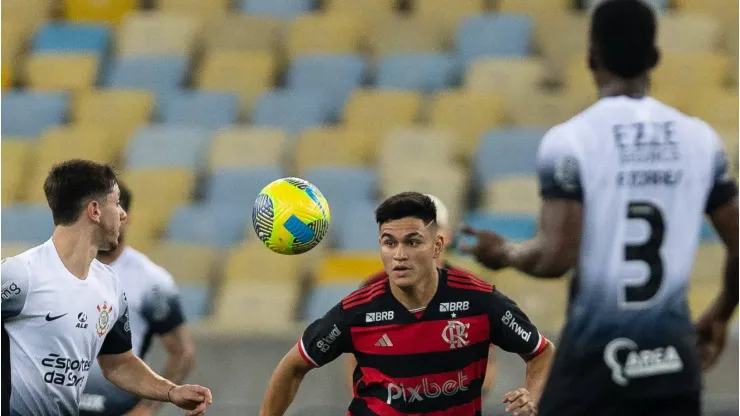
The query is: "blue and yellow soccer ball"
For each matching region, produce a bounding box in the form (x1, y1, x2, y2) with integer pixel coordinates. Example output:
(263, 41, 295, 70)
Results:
(252, 177, 331, 255)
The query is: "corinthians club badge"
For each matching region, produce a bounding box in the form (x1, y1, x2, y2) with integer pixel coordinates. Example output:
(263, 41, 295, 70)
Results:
(96, 302, 113, 337)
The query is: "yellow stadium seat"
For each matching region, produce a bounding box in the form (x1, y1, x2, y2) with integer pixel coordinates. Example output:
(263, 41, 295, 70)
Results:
(208, 127, 287, 171)
(411, 0, 485, 40)
(196, 50, 277, 119)
(146, 242, 221, 285)
(24, 54, 99, 92)
(224, 242, 304, 283)
(2, 63, 13, 89)
(316, 251, 383, 284)
(23, 126, 119, 203)
(287, 13, 364, 58)
(156, 0, 228, 24)
(2, 0, 54, 33)
(492, 268, 568, 332)
(537, 13, 589, 82)
(658, 13, 721, 53)
(2, 22, 27, 68)
(378, 128, 456, 169)
(324, 0, 396, 27)
(465, 57, 547, 99)
(687, 88, 739, 131)
(64, 0, 137, 25)
(368, 16, 446, 58)
(2, 242, 34, 258)
(2, 141, 33, 206)
(343, 89, 422, 142)
(508, 90, 591, 127)
(674, 0, 738, 31)
(692, 242, 725, 283)
(652, 52, 731, 99)
(295, 127, 372, 174)
(116, 12, 200, 57)
(210, 280, 300, 334)
(73, 89, 155, 149)
(482, 177, 540, 214)
(498, 0, 571, 30)
(204, 14, 285, 53)
(429, 90, 507, 160)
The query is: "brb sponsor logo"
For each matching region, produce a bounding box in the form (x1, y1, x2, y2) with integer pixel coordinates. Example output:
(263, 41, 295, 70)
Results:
(604, 338, 684, 386)
(366, 311, 394, 323)
(41, 353, 92, 387)
(1, 282, 21, 301)
(317, 325, 342, 353)
(501, 310, 531, 342)
(439, 301, 469, 313)
(387, 372, 469, 404)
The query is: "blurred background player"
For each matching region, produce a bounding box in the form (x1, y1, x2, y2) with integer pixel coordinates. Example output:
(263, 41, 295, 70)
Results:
(1, 160, 212, 416)
(461, 1, 738, 415)
(80, 182, 196, 416)
(261, 192, 553, 416)
(343, 194, 498, 396)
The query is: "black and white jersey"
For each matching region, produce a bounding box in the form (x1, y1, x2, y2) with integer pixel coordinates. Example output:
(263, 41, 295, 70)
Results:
(535, 96, 738, 410)
(1, 239, 132, 416)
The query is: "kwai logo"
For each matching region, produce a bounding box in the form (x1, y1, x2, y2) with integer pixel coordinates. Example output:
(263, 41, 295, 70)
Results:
(603, 338, 684, 386)
(501, 310, 531, 342)
(316, 325, 342, 353)
(386, 371, 469, 404)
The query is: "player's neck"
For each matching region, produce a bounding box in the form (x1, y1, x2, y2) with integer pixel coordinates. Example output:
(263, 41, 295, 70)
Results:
(51, 226, 99, 280)
(391, 269, 439, 311)
(96, 244, 126, 265)
(597, 76, 649, 99)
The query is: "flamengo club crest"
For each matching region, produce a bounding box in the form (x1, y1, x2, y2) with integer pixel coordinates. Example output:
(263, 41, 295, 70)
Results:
(442, 320, 470, 349)
(96, 302, 113, 337)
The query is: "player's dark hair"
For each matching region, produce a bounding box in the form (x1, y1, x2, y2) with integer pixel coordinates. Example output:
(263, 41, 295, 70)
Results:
(375, 192, 437, 227)
(118, 181, 132, 213)
(589, 0, 660, 78)
(43, 159, 119, 226)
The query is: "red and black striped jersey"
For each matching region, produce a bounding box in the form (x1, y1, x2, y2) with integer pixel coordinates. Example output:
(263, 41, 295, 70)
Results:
(298, 268, 548, 416)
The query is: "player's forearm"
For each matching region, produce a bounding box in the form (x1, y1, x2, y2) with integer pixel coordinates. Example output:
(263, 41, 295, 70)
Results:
(135, 351, 195, 412)
(101, 354, 176, 403)
(504, 238, 571, 278)
(523, 340, 555, 402)
(717, 251, 739, 322)
(260, 365, 307, 416)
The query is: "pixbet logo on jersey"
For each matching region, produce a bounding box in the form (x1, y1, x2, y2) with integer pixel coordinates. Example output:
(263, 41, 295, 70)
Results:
(501, 310, 531, 342)
(386, 372, 469, 404)
(604, 338, 684, 386)
(41, 353, 92, 388)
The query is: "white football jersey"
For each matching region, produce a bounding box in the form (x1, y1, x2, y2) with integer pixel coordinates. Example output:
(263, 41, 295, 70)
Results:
(1, 239, 132, 416)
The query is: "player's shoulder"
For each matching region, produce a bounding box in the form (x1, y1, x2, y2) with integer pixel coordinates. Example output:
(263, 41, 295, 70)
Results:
(4, 242, 53, 281)
(443, 268, 495, 300)
(339, 278, 390, 316)
(360, 270, 388, 288)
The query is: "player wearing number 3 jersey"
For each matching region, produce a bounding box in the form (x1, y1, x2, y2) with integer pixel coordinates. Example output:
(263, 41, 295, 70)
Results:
(460, 1, 738, 415)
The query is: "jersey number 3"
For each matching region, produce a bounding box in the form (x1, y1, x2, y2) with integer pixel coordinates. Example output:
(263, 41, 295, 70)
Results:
(623, 201, 665, 307)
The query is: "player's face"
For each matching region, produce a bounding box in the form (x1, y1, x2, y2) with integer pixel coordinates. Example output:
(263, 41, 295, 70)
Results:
(379, 217, 443, 288)
(98, 185, 127, 251)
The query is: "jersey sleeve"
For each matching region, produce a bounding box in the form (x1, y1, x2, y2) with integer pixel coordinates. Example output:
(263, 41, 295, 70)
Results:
(1, 257, 30, 320)
(487, 290, 547, 360)
(705, 129, 738, 214)
(297, 303, 352, 368)
(141, 275, 186, 335)
(536, 125, 584, 202)
(99, 289, 133, 356)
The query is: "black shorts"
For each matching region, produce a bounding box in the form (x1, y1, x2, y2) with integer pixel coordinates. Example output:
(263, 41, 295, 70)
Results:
(538, 391, 701, 416)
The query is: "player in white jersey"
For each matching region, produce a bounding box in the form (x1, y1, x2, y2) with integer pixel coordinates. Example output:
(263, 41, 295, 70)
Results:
(80, 182, 196, 416)
(460, 1, 738, 415)
(1, 160, 212, 416)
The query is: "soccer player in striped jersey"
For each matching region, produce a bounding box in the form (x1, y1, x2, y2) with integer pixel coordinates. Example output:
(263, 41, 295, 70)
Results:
(260, 192, 554, 416)
(460, 1, 738, 415)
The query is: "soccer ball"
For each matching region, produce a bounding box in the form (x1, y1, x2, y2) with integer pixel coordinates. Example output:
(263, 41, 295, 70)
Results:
(252, 177, 331, 255)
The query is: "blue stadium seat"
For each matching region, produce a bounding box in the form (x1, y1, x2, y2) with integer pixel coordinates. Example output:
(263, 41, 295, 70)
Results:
(167, 204, 248, 247)
(376, 53, 459, 93)
(206, 167, 286, 208)
(286, 55, 367, 114)
(302, 167, 378, 217)
(1, 91, 67, 137)
(32, 23, 110, 55)
(334, 201, 379, 251)
(104, 56, 188, 99)
(239, 0, 316, 17)
(159, 92, 239, 130)
(456, 14, 532, 62)
(178, 284, 210, 320)
(474, 128, 546, 181)
(252, 89, 335, 132)
(1, 204, 55, 245)
(304, 283, 358, 322)
(125, 125, 210, 169)
(462, 212, 536, 243)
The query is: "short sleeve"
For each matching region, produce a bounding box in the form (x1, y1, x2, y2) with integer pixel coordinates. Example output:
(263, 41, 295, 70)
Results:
(297, 303, 352, 368)
(537, 125, 584, 202)
(141, 283, 185, 335)
(705, 129, 738, 214)
(487, 290, 547, 360)
(99, 290, 133, 356)
(1, 257, 30, 320)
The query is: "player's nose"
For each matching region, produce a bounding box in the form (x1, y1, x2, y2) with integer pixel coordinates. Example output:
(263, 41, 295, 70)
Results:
(119, 207, 127, 221)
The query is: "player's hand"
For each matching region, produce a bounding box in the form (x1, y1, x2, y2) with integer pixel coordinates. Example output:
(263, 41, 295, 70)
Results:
(503, 388, 537, 415)
(459, 226, 509, 270)
(695, 310, 728, 371)
(168, 384, 213, 415)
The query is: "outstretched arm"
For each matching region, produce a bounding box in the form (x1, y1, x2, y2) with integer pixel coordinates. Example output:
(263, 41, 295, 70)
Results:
(260, 345, 314, 416)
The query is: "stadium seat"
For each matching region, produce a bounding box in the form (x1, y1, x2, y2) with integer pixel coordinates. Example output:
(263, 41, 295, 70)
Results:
(1, 204, 54, 245)
(205, 166, 286, 208)
(302, 167, 378, 212)
(167, 204, 248, 248)
(24, 54, 100, 92)
(239, 0, 316, 17)
(537, 13, 589, 82)
(342, 89, 422, 142)
(208, 127, 288, 171)
(474, 128, 546, 181)
(378, 128, 456, 169)
(252, 89, 336, 132)
(333, 201, 379, 251)
(73, 89, 155, 149)
(116, 12, 200, 57)
(464, 57, 547, 100)
(2, 0, 54, 33)
(481, 176, 540, 214)
(196, 50, 277, 119)
(429, 90, 507, 159)
(315, 251, 383, 284)
(63, 0, 137, 25)
(2, 242, 34, 259)
(658, 13, 721, 52)
(1, 141, 32, 206)
(32, 23, 110, 54)
(178, 285, 211, 321)
(368, 16, 446, 58)
(304, 283, 358, 321)
(497, 0, 571, 27)
(652, 52, 731, 100)
(158, 91, 239, 130)
(411, 0, 484, 39)
(324, 0, 395, 27)
(295, 127, 372, 174)
(287, 13, 363, 58)
(2, 22, 27, 69)
(224, 242, 305, 283)
(456, 14, 533, 62)
(286, 55, 367, 114)
(104, 56, 189, 100)
(2, 91, 67, 137)
(204, 14, 285, 53)
(146, 242, 221, 285)
(462, 212, 537, 242)
(125, 125, 210, 169)
(686, 88, 738, 131)
(376, 53, 459, 93)
(2, 63, 13, 89)
(692, 242, 724, 284)
(156, 0, 229, 23)
(212, 280, 300, 334)
(505, 89, 590, 128)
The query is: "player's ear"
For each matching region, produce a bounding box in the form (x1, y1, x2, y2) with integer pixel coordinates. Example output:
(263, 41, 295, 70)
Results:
(433, 233, 444, 259)
(86, 199, 102, 223)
